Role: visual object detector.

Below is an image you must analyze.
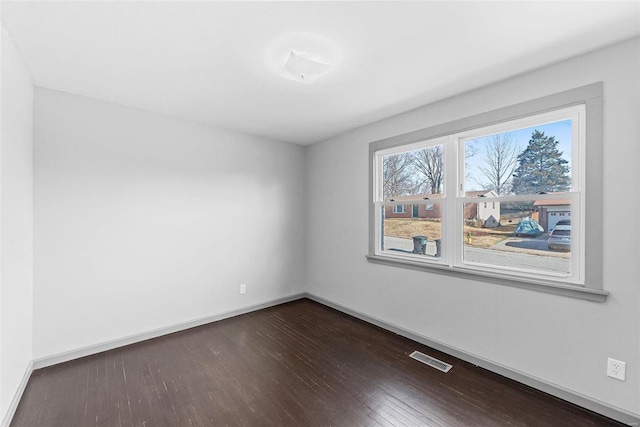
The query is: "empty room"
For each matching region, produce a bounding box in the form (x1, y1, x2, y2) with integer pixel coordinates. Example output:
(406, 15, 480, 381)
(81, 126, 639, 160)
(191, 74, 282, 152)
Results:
(1, 1, 639, 426)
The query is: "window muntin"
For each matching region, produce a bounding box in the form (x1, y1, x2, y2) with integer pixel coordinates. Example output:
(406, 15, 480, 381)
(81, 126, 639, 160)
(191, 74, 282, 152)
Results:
(373, 105, 586, 286)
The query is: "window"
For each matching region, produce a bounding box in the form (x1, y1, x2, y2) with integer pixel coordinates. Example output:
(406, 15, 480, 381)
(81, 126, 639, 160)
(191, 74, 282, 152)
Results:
(368, 83, 606, 302)
(393, 205, 406, 213)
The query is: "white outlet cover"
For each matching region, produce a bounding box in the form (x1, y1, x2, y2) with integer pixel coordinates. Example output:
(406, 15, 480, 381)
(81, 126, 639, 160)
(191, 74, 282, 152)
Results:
(607, 358, 626, 381)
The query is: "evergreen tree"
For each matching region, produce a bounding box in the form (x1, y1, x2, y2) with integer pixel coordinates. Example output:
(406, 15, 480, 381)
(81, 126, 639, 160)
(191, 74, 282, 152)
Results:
(511, 130, 570, 194)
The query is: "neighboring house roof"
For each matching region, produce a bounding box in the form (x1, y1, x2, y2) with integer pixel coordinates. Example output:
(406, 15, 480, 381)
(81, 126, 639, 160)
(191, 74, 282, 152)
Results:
(533, 199, 571, 207)
(386, 190, 495, 201)
(465, 190, 498, 198)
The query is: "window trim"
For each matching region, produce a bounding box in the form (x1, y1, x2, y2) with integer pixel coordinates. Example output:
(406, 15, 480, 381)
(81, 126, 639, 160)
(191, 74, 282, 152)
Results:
(367, 83, 606, 302)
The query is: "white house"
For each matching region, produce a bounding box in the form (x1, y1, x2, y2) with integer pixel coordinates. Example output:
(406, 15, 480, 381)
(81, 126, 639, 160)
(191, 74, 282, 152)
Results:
(464, 190, 501, 227)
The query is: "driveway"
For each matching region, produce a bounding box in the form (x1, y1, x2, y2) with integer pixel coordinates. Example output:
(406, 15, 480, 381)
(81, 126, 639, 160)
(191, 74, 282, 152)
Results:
(492, 233, 570, 258)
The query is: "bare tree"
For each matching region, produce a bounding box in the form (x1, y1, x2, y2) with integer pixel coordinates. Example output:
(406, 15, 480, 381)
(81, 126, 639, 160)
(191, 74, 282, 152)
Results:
(383, 153, 414, 199)
(413, 145, 444, 194)
(476, 133, 519, 195)
(465, 141, 477, 180)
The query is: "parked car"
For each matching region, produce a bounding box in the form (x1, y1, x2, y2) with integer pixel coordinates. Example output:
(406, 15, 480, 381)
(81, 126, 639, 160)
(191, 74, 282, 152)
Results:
(548, 221, 571, 251)
(515, 218, 544, 237)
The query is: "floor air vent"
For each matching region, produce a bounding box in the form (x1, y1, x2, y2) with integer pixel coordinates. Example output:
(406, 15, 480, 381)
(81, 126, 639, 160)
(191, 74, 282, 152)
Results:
(409, 351, 453, 373)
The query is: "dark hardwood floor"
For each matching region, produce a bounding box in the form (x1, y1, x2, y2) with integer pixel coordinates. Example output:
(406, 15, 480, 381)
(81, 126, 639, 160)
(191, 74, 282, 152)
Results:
(12, 299, 624, 426)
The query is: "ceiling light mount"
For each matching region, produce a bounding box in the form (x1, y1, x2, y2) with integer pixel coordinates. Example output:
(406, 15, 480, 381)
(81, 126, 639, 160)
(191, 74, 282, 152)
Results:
(265, 33, 342, 85)
(280, 50, 330, 83)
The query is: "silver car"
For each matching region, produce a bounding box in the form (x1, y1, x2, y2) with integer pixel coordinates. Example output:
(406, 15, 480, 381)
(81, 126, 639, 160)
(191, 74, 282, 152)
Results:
(548, 222, 571, 251)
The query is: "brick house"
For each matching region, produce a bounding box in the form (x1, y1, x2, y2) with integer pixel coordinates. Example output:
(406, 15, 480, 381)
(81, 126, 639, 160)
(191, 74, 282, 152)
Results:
(385, 190, 500, 226)
(385, 194, 444, 219)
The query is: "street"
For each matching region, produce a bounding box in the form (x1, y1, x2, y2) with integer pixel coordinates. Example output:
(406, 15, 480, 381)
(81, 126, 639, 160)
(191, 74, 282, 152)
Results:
(383, 234, 570, 275)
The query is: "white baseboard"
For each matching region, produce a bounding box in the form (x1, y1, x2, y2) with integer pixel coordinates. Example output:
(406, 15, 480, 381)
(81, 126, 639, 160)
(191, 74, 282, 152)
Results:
(33, 293, 305, 370)
(1, 360, 33, 427)
(304, 292, 640, 427)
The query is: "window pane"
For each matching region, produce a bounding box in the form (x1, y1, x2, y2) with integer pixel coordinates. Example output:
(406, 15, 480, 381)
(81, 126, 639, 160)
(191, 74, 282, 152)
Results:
(380, 203, 443, 258)
(382, 144, 445, 199)
(462, 200, 571, 276)
(464, 120, 572, 195)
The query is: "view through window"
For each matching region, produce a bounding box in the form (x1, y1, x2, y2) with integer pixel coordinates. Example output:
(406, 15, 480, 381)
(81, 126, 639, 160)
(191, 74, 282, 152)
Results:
(375, 105, 584, 285)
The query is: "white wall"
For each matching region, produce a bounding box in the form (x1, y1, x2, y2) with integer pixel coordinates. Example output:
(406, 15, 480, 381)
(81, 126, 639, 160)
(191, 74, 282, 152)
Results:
(306, 37, 640, 416)
(0, 25, 34, 420)
(33, 88, 306, 359)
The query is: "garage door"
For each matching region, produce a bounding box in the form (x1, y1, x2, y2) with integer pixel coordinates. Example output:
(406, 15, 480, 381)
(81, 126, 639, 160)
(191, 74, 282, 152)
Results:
(548, 211, 570, 231)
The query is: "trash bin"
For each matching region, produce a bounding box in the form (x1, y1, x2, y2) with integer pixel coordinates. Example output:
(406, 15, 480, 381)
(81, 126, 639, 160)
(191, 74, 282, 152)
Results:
(412, 235, 428, 255)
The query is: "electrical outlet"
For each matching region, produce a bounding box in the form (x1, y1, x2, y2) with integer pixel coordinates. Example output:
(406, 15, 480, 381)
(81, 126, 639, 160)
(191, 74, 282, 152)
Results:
(240, 284, 246, 294)
(607, 358, 626, 381)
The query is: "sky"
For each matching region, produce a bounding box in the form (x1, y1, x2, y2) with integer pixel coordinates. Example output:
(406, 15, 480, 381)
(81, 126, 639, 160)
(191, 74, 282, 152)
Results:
(464, 119, 572, 192)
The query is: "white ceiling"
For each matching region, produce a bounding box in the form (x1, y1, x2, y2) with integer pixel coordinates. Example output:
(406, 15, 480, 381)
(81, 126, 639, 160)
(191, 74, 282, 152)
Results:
(2, 1, 639, 145)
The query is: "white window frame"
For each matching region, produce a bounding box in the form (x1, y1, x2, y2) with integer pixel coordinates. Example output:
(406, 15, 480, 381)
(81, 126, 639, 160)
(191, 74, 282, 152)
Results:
(393, 204, 406, 214)
(452, 105, 585, 285)
(367, 83, 607, 302)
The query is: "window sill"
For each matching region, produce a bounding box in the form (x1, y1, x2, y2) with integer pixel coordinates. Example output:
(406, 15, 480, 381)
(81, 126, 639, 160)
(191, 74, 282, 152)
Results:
(365, 255, 608, 302)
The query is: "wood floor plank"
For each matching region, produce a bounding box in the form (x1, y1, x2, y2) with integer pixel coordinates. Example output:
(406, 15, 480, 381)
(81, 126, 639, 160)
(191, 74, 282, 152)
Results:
(11, 299, 625, 426)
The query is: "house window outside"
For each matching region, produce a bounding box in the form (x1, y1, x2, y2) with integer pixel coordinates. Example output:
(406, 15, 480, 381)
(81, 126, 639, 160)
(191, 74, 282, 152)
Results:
(393, 205, 406, 213)
(368, 84, 605, 301)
